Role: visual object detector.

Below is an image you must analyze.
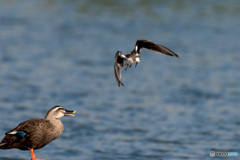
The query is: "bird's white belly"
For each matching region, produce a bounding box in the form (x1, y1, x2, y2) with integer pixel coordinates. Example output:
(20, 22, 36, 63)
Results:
(125, 58, 136, 65)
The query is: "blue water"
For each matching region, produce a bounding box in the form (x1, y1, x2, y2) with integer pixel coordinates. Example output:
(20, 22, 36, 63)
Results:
(0, 0, 239, 160)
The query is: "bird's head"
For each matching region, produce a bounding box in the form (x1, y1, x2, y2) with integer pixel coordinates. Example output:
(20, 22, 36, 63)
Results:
(134, 56, 141, 67)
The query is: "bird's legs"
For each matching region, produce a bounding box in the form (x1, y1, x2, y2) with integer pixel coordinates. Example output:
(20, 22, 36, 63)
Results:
(125, 64, 129, 70)
(30, 148, 45, 160)
(120, 63, 126, 72)
(129, 64, 132, 67)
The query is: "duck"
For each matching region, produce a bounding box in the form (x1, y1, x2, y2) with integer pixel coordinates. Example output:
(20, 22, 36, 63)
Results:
(0, 106, 76, 160)
(114, 40, 179, 87)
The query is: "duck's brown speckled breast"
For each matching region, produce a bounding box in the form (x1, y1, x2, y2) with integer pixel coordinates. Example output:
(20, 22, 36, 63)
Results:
(32, 119, 64, 149)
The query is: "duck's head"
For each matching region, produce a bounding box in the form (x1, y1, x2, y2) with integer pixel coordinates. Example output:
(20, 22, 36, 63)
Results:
(45, 106, 76, 120)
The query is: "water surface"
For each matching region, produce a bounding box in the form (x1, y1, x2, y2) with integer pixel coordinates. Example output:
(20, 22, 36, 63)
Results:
(0, 0, 239, 160)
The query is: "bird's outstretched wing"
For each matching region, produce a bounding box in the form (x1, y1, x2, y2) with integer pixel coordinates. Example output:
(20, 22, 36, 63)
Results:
(134, 40, 179, 57)
(114, 51, 124, 87)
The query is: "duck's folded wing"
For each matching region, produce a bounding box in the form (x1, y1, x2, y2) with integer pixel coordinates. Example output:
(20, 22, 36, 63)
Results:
(5, 118, 43, 135)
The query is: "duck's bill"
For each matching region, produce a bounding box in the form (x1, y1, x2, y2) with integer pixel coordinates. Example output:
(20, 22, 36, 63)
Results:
(64, 110, 76, 116)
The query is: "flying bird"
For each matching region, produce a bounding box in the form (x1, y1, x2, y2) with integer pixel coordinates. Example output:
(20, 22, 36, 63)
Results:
(0, 106, 76, 160)
(114, 40, 179, 87)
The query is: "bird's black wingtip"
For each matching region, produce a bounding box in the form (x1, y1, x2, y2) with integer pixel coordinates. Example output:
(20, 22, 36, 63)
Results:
(118, 83, 124, 87)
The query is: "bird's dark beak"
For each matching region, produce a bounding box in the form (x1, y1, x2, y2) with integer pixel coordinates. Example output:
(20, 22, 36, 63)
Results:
(135, 62, 138, 68)
(64, 110, 76, 116)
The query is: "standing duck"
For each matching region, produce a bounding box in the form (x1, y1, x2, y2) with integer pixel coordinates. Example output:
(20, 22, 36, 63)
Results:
(0, 106, 76, 160)
(114, 40, 179, 87)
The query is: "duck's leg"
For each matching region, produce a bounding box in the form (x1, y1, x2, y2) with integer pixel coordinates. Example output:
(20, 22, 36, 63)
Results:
(30, 148, 45, 160)
(125, 64, 129, 70)
(129, 64, 132, 67)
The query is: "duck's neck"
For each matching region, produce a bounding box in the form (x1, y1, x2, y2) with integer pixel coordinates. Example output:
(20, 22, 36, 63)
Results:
(44, 116, 53, 120)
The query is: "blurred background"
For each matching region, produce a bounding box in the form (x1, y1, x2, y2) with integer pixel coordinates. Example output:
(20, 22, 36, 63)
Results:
(0, 0, 239, 159)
